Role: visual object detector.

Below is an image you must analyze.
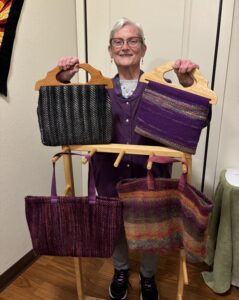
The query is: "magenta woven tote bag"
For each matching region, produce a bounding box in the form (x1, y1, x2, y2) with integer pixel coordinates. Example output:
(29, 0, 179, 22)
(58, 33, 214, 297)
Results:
(25, 153, 123, 258)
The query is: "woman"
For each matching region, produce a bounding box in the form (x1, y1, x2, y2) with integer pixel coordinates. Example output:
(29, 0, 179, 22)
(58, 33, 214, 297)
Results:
(58, 17, 198, 300)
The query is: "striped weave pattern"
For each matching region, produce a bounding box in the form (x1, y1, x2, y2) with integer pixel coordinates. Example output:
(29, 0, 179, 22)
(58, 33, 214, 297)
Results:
(117, 176, 213, 262)
(135, 81, 211, 154)
(37, 85, 112, 146)
(25, 195, 123, 258)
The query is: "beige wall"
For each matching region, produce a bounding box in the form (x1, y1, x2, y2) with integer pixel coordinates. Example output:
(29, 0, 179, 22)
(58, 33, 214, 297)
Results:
(0, 1, 78, 274)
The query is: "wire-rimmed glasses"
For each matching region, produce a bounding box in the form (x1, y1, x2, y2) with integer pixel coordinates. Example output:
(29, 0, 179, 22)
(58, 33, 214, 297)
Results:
(110, 37, 143, 49)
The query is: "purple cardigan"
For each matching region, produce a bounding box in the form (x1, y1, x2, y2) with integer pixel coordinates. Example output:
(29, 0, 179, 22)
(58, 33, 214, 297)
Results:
(92, 73, 172, 197)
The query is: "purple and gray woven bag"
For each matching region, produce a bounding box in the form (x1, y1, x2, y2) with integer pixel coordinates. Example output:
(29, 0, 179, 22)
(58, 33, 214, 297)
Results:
(135, 81, 211, 154)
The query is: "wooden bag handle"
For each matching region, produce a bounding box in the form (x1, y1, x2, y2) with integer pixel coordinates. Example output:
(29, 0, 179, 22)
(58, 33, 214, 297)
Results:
(140, 61, 217, 104)
(35, 63, 113, 90)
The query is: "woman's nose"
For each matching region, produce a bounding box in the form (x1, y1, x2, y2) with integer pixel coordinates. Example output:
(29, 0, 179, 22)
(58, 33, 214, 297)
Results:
(121, 41, 130, 49)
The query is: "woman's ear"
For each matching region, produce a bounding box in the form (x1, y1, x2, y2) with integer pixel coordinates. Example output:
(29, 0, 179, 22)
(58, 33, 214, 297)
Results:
(141, 44, 147, 57)
(108, 45, 112, 56)
(108, 45, 114, 62)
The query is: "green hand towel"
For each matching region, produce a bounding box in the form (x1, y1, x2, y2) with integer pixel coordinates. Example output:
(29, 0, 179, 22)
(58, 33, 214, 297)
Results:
(202, 170, 239, 293)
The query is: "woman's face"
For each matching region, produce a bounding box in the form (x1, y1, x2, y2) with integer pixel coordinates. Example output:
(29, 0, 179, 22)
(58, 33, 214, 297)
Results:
(108, 24, 147, 70)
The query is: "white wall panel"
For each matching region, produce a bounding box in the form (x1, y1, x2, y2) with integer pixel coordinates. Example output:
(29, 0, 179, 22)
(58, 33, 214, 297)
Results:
(204, 0, 235, 196)
(180, 0, 220, 189)
(214, 0, 239, 187)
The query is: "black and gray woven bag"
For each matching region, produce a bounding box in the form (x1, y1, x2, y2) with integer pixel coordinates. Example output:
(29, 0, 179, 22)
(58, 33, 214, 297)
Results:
(35, 64, 113, 146)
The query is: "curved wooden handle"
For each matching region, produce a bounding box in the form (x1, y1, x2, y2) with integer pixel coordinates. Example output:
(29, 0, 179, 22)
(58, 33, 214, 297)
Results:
(77, 63, 105, 81)
(35, 63, 113, 90)
(151, 61, 209, 87)
(140, 61, 217, 104)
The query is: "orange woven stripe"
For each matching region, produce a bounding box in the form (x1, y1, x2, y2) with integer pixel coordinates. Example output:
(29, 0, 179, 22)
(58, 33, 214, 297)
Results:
(124, 218, 182, 240)
(119, 190, 179, 201)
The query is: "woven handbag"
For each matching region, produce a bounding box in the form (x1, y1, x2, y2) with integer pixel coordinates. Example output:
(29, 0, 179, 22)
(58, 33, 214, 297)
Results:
(35, 64, 113, 146)
(25, 152, 123, 258)
(135, 62, 217, 154)
(117, 156, 213, 262)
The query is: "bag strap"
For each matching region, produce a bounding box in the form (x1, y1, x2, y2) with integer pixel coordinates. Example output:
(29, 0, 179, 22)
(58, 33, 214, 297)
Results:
(147, 156, 188, 191)
(149, 156, 185, 165)
(51, 152, 97, 204)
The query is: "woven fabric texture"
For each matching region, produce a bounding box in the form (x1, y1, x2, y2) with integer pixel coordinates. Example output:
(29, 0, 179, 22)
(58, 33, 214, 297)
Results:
(117, 175, 213, 262)
(37, 85, 112, 146)
(25, 195, 123, 257)
(135, 81, 211, 154)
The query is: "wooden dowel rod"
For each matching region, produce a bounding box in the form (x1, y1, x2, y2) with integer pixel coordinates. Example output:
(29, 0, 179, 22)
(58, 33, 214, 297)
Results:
(63, 185, 72, 196)
(181, 250, 189, 284)
(82, 148, 97, 164)
(74, 258, 84, 300)
(185, 153, 192, 183)
(114, 150, 125, 167)
(147, 152, 154, 170)
(70, 144, 185, 159)
(52, 149, 69, 162)
(181, 153, 188, 174)
(177, 256, 184, 299)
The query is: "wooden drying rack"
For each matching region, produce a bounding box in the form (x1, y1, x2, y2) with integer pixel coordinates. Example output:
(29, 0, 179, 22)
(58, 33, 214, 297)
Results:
(57, 144, 192, 300)
(36, 62, 217, 300)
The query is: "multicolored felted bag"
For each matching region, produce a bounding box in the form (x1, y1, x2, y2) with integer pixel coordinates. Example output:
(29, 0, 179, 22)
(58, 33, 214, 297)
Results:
(117, 156, 213, 262)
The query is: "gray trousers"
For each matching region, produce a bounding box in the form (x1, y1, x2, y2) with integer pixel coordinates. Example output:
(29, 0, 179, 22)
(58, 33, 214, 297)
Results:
(112, 229, 159, 278)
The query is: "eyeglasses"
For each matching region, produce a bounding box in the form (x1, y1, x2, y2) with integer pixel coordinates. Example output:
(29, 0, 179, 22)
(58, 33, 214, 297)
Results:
(110, 37, 143, 49)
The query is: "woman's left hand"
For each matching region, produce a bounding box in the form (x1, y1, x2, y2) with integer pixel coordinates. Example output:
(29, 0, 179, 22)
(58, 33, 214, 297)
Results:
(173, 59, 199, 87)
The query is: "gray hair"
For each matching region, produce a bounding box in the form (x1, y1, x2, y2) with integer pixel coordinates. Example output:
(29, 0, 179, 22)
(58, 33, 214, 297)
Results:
(109, 17, 146, 46)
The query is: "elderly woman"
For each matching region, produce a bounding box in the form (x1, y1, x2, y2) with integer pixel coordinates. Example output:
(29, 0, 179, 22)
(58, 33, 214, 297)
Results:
(58, 17, 198, 300)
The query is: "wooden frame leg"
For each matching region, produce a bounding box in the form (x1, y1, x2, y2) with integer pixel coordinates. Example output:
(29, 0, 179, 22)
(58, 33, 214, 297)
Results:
(177, 250, 189, 300)
(176, 154, 191, 300)
(74, 256, 106, 299)
(74, 258, 85, 299)
(62, 148, 85, 299)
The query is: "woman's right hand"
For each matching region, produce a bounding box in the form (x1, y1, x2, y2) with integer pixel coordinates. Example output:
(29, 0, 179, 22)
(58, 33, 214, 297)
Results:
(57, 56, 80, 82)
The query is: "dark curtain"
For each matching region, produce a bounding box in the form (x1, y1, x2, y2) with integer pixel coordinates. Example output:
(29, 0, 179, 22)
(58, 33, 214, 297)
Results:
(0, 0, 24, 96)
